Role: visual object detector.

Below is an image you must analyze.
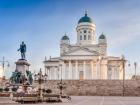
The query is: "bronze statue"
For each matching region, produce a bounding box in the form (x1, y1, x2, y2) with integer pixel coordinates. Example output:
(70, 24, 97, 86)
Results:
(18, 41, 26, 59)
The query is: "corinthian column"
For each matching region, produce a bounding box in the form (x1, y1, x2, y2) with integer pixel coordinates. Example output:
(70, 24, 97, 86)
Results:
(75, 60, 78, 79)
(68, 60, 72, 80)
(91, 61, 94, 79)
(83, 61, 86, 79)
(62, 62, 66, 80)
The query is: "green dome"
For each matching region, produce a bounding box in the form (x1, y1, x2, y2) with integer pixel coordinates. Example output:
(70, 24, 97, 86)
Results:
(61, 35, 69, 40)
(78, 13, 93, 24)
(99, 33, 106, 39)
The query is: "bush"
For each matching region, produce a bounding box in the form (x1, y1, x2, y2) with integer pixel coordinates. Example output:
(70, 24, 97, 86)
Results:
(4, 87, 9, 92)
(0, 88, 3, 92)
(12, 87, 17, 92)
(43, 89, 46, 92)
(46, 89, 52, 94)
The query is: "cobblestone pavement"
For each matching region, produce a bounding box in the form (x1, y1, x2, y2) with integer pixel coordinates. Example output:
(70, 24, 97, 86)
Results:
(1, 96, 140, 105)
(25, 96, 140, 105)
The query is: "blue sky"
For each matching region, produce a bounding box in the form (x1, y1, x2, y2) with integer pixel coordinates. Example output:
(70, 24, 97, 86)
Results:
(0, 0, 140, 78)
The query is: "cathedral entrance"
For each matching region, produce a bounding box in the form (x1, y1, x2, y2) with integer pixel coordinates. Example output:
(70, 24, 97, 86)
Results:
(79, 71, 84, 80)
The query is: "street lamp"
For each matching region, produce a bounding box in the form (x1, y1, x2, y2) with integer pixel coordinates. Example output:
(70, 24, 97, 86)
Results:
(134, 62, 137, 76)
(34, 68, 47, 100)
(57, 63, 66, 98)
(0, 56, 10, 79)
(121, 55, 125, 96)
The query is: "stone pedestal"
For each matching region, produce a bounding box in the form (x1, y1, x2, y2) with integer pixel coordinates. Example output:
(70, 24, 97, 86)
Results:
(15, 59, 30, 76)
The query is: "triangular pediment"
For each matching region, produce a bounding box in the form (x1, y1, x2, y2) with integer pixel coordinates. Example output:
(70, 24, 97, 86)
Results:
(65, 47, 99, 56)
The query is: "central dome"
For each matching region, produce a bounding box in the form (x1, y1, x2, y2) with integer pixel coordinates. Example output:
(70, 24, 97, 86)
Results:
(78, 13, 93, 24)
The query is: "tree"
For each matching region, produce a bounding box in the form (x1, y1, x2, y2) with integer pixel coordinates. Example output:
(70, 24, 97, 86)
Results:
(4, 87, 9, 92)
(12, 87, 17, 92)
(46, 89, 52, 94)
(0, 88, 3, 92)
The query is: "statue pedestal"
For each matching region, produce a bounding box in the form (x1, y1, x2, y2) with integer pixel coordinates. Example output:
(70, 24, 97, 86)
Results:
(15, 59, 30, 75)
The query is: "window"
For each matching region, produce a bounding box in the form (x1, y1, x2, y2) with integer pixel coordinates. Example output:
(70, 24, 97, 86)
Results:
(84, 35, 86, 40)
(84, 30, 87, 33)
(88, 35, 91, 40)
(80, 35, 82, 40)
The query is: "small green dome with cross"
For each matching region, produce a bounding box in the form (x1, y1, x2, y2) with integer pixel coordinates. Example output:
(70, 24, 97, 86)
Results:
(61, 34, 69, 40)
(99, 33, 106, 39)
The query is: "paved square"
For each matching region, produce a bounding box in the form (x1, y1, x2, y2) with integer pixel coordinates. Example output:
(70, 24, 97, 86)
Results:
(24, 96, 140, 105)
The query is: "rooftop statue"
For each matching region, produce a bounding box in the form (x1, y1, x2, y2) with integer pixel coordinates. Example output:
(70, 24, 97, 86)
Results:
(18, 41, 26, 59)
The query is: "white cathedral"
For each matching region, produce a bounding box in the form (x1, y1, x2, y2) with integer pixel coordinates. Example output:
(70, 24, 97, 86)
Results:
(44, 12, 124, 80)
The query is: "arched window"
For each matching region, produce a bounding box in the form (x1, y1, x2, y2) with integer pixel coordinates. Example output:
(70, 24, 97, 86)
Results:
(80, 35, 82, 40)
(84, 35, 86, 40)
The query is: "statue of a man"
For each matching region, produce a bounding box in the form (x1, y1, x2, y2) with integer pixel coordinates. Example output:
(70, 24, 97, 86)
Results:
(18, 41, 26, 59)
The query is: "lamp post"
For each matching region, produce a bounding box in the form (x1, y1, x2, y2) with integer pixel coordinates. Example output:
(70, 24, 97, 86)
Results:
(134, 62, 137, 76)
(34, 68, 47, 100)
(121, 55, 125, 96)
(60, 64, 63, 95)
(0, 56, 10, 78)
(57, 63, 66, 98)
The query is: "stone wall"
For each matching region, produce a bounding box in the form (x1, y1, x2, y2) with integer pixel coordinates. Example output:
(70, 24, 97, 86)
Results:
(43, 80, 140, 96)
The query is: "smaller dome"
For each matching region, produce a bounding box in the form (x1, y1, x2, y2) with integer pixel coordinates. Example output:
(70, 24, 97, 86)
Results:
(78, 12, 93, 24)
(99, 33, 106, 39)
(61, 34, 69, 40)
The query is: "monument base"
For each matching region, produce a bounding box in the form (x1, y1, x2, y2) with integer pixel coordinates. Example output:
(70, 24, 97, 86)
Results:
(10, 59, 33, 85)
(15, 59, 30, 75)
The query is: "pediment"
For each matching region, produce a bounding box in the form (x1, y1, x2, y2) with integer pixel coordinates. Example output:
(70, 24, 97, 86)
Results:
(65, 47, 99, 56)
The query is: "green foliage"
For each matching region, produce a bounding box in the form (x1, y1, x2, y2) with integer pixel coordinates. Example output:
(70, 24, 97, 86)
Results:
(4, 87, 9, 92)
(46, 89, 52, 94)
(12, 87, 17, 92)
(43, 89, 46, 92)
(0, 88, 3, 92)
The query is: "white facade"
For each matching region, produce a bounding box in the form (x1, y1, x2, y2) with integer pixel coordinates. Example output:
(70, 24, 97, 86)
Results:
(44, 13, 124, 80)
(0, 66, 4, 78)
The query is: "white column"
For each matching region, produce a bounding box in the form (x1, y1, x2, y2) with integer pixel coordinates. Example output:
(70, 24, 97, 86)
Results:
(98, 61, 101, 79)
(68, 60, 72, 80)
(47, 67, 49, 80)
(75, 60, 78, 79)
(94, 63, 97, 79)
(91, 61, 94, 79)
(83, 61, 86, 79)
(62, 62, 66, 80)
(56, 67, 59, 80)
(52, 67, 55, 80)
(53, 67, 55, 80)
(55, 67, 57, 80)
(49, 68, 52, 80)
(97, 62, 99, 79)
